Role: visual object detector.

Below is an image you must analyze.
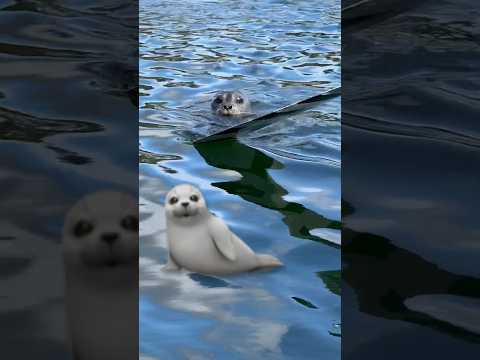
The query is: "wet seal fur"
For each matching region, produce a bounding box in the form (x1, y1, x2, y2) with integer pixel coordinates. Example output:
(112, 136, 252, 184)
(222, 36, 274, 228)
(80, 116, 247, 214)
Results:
(63, 191, 138, 360)
(211, 90, 252, 116)
(163, 184, 282, 275)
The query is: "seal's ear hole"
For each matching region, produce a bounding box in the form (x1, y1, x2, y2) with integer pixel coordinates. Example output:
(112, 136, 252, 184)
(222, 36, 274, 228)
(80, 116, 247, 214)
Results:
(73, 220, 94, 237)
(190, 194, 199, 202)
(121, 215, 138, 232)
(236, 97, 244, 104)
(169, 196, 178, 205)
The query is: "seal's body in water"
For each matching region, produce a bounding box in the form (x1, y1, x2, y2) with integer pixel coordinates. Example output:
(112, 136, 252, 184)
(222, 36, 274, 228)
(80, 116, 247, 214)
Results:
(63, 191, 138, 360)
(163, 184, 282, 276)
(211, 90, 252, 116)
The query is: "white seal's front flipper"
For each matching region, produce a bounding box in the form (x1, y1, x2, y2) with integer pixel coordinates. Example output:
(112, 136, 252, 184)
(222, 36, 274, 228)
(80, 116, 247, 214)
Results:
(162, 255, 181, 271)
(208, 215, 237, 261)
(256, 254, 283, 269)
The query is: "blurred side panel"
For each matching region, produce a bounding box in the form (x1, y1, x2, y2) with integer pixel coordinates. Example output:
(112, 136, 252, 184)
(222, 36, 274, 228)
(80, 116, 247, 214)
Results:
(342, 0, 480, 358)
(0, 1, 138, 359)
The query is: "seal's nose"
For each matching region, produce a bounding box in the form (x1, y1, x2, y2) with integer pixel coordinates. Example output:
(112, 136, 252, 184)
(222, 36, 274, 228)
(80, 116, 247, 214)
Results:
(181, 202, 189, 208)
(101, 232, 119, 245)
(223, 105, 232, 110)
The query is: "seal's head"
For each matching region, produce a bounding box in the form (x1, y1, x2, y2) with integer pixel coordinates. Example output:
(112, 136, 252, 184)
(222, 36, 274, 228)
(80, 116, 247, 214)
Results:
(165, 184, 208, 223)
(211, 90, 251, 116)
(63, 191, 138, 269)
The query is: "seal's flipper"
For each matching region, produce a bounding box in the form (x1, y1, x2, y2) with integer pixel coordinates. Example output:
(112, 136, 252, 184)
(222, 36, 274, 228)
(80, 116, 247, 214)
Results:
(256, 254, 283, 269)
(163, 255, 181, 271)
(208, 216, 237, 261)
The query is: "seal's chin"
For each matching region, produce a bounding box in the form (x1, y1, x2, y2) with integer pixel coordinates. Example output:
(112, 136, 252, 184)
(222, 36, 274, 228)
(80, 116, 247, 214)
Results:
(80, 251, 131, 269)
(100, 256, 137, 268)
(216, 109, 233, 116)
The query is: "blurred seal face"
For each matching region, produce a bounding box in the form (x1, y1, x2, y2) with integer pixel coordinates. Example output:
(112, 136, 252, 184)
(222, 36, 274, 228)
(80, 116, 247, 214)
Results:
(165, 184, 207, 223)
(63, 191, 138, 268)
(211, 90, 251, 116)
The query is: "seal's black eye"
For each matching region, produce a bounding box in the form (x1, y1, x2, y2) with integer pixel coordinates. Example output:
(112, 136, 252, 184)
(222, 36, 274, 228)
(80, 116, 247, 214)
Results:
(236, 97, 244, 104)
(169, 196, 178, 205)
(73, 220, 93, 237)
(121, 215, 138, 231)
(190, 194, 199, 202)
(214, 97, 222, 104)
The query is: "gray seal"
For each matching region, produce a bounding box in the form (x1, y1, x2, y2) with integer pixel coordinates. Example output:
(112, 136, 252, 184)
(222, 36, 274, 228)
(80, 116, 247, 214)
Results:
(211, 90, 252, 116)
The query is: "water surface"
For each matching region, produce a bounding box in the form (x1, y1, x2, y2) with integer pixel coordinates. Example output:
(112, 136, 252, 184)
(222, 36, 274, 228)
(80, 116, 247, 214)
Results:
(140, 0, 341, 359)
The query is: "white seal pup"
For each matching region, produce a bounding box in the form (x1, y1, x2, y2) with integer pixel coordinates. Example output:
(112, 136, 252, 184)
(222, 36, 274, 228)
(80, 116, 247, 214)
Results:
(163, 184, 282, 275)
(62, 191, 138, 360)
(211, 90, 252, 116)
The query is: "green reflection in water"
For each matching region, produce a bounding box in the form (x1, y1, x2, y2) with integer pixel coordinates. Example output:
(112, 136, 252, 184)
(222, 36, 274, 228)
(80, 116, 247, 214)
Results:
(195, 137, 341, 248)
(317, 270, 341, 296)
(292, 297, 319, 309)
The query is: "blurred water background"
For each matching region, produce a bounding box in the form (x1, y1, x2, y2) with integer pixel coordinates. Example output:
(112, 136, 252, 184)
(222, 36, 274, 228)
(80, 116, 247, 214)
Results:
(343, 0, 480, 357)
(0, 1, 137, 358)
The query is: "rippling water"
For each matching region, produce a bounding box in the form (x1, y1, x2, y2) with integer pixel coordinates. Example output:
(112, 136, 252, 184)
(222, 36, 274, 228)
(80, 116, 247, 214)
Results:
(343, 0, 480, 356)
(139, 0, 341, 359)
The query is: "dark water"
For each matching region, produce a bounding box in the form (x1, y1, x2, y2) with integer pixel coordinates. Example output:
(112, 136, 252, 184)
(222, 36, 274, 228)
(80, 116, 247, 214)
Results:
(343, 0, 480, 357)
(0, 1, 138, 358)
(140, 0, 341, 359)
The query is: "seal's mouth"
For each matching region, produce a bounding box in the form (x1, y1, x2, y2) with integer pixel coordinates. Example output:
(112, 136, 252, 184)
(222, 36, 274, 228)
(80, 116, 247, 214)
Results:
(179, 211, 196, 218)
(216, 108, 233, 116)
(172, 209, 197, 218)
